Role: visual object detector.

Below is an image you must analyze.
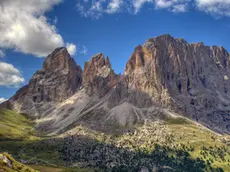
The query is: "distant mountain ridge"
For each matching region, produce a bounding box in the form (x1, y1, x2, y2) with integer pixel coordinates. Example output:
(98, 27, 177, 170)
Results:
(1, 34, 230, 134)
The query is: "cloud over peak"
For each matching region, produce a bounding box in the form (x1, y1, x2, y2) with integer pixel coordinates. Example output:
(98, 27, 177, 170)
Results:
(66, 43, 77, 56)
(0, 0, 77, 58)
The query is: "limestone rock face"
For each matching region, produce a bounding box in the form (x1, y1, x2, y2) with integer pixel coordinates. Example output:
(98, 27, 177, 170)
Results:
(125, 34, 230, 133)
(5, 47, 82, 116)
(2, 34, 230, 134)
(83, 53, 118, 97)
(32, 47, 82, 102)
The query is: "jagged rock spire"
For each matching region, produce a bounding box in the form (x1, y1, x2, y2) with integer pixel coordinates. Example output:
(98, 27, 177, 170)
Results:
(83, 53, 118, 97)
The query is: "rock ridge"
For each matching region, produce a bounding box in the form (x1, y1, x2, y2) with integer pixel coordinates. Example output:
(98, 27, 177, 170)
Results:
(1, 34, 230, 134)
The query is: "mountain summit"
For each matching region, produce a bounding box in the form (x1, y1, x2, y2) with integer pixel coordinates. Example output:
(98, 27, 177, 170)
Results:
(125, 34, 230, 133)
(1, 35, 230, 134)
(2, 47, 82, 116)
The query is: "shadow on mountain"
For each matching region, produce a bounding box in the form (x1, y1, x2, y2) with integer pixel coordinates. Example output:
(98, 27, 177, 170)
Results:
(58, 85, 169, 136)
(0, 135, 223, 172)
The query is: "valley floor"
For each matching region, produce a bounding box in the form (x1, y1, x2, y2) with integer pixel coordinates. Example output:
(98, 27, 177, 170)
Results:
(0, 109, 230, 171)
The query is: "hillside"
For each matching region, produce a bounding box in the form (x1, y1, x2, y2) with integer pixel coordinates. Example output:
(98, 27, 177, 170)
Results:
(0, 109, 37, 141)
(0, 109, 98, 172)
(58, 116, 230, 171)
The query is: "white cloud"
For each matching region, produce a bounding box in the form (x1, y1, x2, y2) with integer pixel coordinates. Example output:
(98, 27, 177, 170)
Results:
(0, 50, 5, 58)
(77, 0, 106, 19)
(0, 0, 64, 57)
(107, 0, 123, 13)
(133, 0, 153, 13)
(76, 0, 148, 18)
(171, 4, 188, 12)
(155, 0, 190, 12)
(76, 0, 190, 18)
(0, 98, 7, 104)
(66, 43, 77, 56)
(196, 0, 230, 16)
(0, 61, 25, 87)
(76, 0, 230, 18)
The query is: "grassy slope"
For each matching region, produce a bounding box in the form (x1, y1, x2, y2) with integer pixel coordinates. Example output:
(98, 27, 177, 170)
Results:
(0, 109, 97, 172)
(63, 117, 230, 171)
(0, 152, 38, 172)
(0, 108, 230, 171)
(0, 109, 37, 141)
(29, 165, 96, 172)
(165, 118, 230, 171)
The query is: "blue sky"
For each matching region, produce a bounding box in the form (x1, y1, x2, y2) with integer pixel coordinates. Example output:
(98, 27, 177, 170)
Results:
(1, 0, 230, 102)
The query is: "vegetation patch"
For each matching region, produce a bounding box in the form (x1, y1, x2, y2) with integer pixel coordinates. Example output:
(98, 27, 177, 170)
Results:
(0, 109, 230, 171)
(0, 109, 38, 141)
(0, 152, 38, 172)
(165, 116, 191, 125)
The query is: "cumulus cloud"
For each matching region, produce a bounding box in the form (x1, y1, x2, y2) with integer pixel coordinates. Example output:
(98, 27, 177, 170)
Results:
(0, 61, 25, 87)
(0, 98, 7, 104)
(196, 0, 230, 16)
(0, 50, 5, 58)
(0, 0, 65, 57)
(66, 43, 77, 56)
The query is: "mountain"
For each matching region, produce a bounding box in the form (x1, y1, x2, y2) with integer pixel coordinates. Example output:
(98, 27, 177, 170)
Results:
(1, 34, 230, 171)
(2, 34, 230, 135)
(125, 34, 230, 133)
(1, 47, 82, 117)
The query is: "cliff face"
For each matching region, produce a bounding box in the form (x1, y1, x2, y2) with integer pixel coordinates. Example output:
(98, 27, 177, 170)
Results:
(33, 47, 82, 102)
(4, 47, 82, 116)
(2, 35, 230, 134)
(125, 34, 230, 133)
(83, 53, 119, 97)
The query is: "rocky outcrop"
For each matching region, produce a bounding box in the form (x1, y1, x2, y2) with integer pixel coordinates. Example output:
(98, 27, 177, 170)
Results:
(3, 47, 82, 116)
(83, 53, 119, 97)
(125, 34, 230, 133)
(0, 153, 12, 169)
(0, 153, 37, 172)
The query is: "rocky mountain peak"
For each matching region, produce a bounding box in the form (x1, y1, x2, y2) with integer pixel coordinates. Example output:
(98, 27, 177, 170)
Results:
(43, 47, 74, 72)
(125, 34, 230, 133)
(84, 53, 112, 74)
(3, 47, 82, 116)
(83, 53, 114, 81)
(83, 53, 118, 97)
(105, 56, 111, 68)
